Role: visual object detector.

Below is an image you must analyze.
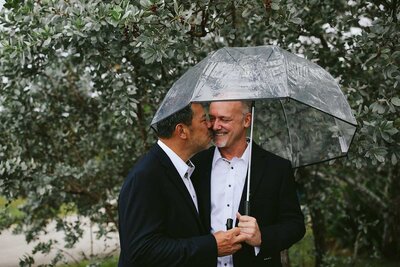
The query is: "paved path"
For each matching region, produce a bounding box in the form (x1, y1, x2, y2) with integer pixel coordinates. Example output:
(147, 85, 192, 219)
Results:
(0, 217, 119, 267)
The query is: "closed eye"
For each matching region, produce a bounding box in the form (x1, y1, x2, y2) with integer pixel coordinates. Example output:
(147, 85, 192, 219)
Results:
(221, 118, 232, 122)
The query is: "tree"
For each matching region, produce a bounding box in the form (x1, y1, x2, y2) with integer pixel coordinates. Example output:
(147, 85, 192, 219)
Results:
(0, 0, 398, 266)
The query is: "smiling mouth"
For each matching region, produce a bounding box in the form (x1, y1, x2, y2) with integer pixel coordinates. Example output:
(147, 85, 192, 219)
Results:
(213, 132, 227, 137)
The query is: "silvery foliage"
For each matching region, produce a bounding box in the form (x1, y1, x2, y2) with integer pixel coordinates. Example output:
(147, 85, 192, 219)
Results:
(0, 0, 399, 264)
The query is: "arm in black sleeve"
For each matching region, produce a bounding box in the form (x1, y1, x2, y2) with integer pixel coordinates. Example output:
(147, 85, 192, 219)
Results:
(118, 170, 217, 267)
(259, 160, 306, 255)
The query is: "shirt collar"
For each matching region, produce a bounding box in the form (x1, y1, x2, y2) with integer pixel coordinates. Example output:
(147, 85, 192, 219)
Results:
(212, 143, 251, 167)
(157, 140, 194, 179)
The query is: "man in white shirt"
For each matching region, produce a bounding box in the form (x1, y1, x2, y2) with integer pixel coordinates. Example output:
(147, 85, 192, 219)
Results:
(118, 103, 246, 267)
(192, 101, 305, 267)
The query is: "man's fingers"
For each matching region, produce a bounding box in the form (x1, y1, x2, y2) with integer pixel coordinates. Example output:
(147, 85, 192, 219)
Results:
(237, 214, 256, 225)
(238, 220, 257, 229)
(234, 233, 248, 243)
(236, 212, 241, 220)
(233, 243, 242, 250)
(239, 227, 256, 234)
(238, 215, 250, 222)
(237, 220, 250, 227)
(227, 227, 241, 236)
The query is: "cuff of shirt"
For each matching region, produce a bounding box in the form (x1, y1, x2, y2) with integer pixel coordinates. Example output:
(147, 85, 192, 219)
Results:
(254, 246, 260, 256)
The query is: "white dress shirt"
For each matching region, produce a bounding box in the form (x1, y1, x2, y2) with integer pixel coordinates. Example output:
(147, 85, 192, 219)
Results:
(211, 145, 250, 267)
(157, 140, 198, 212)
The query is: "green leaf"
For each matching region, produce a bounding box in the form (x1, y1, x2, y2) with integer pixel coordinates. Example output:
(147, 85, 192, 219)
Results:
(391, 97, 400, 106)
(370, 102, 386, 114)
(43, 37, 51, 47)
(391, 153, 398, 165)
(140, 0, 152, 8)
(271, 3, 280, 10)
(290, 17, 302, 25)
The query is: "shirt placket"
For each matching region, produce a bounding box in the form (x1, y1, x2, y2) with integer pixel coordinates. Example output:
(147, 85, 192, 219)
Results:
(221, 160, 235, 267)
(184, 173, 198, 212)
(223, 160, 234, 227)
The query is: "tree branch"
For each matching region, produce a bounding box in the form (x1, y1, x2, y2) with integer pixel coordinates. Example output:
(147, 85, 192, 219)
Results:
(229, 0, 237, 46)
(188, 1, 212, 37)
(334, 174, 389, 212)
(64, 180, 118, 226)
(392, 0, 398, 23)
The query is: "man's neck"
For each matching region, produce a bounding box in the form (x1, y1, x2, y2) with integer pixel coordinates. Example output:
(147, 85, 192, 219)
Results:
(159, 138, 191, 162)
(218, 141, 248, 161)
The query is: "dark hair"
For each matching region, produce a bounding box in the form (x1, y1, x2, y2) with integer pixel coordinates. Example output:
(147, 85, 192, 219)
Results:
(154, 105, 193, 138)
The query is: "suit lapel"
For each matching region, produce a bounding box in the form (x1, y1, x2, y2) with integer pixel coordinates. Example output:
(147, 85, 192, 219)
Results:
(151, 144, 204, 230)
(248, 143, 267, 198)
(196, 147, 214, 232)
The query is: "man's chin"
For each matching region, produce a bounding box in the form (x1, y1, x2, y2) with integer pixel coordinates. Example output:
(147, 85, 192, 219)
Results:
(212, 140, 226, 148)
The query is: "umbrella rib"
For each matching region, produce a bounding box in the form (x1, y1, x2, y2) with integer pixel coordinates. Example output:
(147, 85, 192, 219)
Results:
(265, 48, 274, 61)
(223, 48, 247, 72)
(190, 58, 213, 101)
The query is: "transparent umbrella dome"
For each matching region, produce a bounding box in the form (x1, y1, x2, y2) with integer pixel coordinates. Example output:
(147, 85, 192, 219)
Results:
(151, 45, 357, 167)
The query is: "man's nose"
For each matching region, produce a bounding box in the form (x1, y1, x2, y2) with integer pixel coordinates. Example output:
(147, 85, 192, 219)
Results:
(212, 120, 221, 130)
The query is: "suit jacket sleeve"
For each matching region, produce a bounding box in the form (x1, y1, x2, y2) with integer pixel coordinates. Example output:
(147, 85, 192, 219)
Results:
(258, 159, 305, 255)
(118, 168, 217, 267)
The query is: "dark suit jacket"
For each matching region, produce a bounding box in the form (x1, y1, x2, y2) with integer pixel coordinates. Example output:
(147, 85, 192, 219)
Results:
(118, 144, 217, 267)
(192, 143, 306, 267)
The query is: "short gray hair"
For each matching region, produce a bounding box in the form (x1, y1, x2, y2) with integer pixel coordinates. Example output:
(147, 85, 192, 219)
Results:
(241, 101, 253, 113)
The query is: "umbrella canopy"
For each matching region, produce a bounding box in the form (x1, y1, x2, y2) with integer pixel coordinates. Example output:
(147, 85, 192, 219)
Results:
(151, 45, 357, 168)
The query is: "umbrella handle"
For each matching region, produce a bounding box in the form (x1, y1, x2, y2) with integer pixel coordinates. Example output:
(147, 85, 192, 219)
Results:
(226, 218, 233, 230)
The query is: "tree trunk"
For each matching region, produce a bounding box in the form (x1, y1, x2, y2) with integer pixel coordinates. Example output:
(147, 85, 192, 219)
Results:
(298, 167, 328, 267)
(382, 167, 400, 259)
(309, 205, 327, 267)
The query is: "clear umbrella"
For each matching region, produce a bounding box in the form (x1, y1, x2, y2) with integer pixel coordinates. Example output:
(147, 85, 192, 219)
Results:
(151, 45, 357, 213)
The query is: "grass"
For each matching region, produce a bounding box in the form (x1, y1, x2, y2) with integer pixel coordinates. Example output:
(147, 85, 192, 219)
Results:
(289, 225, 399, 267)
(289, 225, 316, 267)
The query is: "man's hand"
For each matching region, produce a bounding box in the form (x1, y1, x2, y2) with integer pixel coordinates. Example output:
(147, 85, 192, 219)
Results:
(237, 212, 262, 247)
(213, 227, 246, 256)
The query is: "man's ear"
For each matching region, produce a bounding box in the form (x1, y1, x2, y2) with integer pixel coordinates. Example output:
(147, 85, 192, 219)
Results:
(175, 123, 188, 139)
(244, 112, 252, 128)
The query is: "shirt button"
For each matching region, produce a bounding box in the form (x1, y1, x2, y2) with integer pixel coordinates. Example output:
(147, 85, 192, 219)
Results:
(224, 264, 227, 266)
(231, 167, 234, 169)
(227, 204, 230, 207)
(228, 184, 231, 187)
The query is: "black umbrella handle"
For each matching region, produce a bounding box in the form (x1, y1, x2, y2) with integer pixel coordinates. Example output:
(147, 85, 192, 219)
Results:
(244, 200, 250, 216)
(226, 218, 233, 230)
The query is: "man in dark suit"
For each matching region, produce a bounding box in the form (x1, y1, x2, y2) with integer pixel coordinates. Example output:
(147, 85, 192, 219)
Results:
(118, 103, 246, 267)
(192, 101, 305, 267)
